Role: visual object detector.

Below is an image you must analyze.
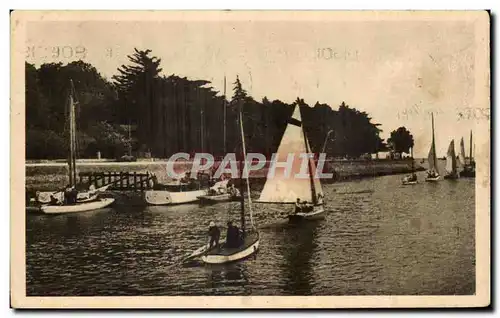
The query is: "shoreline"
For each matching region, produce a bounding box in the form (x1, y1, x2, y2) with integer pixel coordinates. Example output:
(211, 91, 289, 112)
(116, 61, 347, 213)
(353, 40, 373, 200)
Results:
(25, 159, 426, 192)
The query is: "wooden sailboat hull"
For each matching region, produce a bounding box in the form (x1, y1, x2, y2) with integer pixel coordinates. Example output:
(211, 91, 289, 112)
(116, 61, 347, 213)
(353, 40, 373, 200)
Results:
(197, 193, 241, 204)
(289, 204, 325, 222)
(459, 169, 475, 178)
(425, 175, 441, 182)
(144, 189, 207, 205)
(201, 232, 260, 264)
(402, 180, 418, 185)
(402, 175, 418, 185)
(34, 185, 110, 204)
(40, 198, 115, 214)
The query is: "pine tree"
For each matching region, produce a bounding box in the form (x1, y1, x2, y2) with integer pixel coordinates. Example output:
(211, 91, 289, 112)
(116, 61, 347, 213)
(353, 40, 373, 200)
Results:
(112, 49, 162, 151)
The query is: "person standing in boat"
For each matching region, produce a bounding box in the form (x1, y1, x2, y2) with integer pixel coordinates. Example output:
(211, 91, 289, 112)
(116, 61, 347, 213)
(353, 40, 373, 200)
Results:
(63, 185, 72, 204)
(208, 221, 221, 249)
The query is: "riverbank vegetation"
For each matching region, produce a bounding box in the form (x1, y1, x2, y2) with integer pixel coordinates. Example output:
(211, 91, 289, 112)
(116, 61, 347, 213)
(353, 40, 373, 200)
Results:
(26, 48, 413, 160)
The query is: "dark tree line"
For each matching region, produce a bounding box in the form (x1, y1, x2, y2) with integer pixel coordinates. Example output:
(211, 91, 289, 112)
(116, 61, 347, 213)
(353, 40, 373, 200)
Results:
(25, 48, 392, 160)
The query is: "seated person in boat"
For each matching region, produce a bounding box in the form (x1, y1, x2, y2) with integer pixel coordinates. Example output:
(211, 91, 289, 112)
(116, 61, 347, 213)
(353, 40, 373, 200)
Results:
(63, 185, 72, 204)
(295, 198, 303, 213)
(228, 184, 240, 197)
(50, 193, 63, 205)
(208, 221, 220, 249)
(301, 200, 314, 212)
(217, 185, 227, 194)
(226, 221, 241, 248)
(63, 186, 80, 205)
(34, 191, 41, 204)
(427, 169, 439, 178)
(233, 187, 241, 198)
(180, 172, 192, 184)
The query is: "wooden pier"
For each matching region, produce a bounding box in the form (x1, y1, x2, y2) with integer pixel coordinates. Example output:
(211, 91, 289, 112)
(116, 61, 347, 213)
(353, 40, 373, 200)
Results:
(78, 171, 157, 191)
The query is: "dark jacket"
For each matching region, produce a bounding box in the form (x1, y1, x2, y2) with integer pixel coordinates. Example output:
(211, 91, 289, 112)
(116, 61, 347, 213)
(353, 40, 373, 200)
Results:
(208, 226, 221, 241)
(226, 225, 240, 248)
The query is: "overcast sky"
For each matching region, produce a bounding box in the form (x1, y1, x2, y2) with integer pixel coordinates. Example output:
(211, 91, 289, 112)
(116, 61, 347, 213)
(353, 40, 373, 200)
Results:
(26, 13, 483, 158)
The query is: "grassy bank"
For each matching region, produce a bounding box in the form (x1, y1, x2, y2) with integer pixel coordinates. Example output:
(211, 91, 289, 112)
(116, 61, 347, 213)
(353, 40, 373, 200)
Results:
(25, 159, 424, 191)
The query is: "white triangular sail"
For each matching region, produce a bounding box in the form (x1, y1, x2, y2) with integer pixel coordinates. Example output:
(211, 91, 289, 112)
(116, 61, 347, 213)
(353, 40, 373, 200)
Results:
(427, 113, 439, 175)
(445, 140, 457, 175)
(459, 137, 466, 168)
(257, 105, 323, 204)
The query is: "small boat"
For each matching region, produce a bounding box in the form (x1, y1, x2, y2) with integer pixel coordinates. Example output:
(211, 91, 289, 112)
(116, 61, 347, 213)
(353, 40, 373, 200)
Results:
(33, 184, 111, 205)
(256, 101, 326, 222)
(40, 198, 115, 214)
(402, 176, 418, 185)
(402, 147, 418, 185)
(144, 172, 211, 205)
(288, 205, 325, 223)
(459, 131, 476, 178)
(425, 113, 441, 182)
(444, 139, 459, 180)
(197, 180, 241, 204)
(187, 87, 260, 265)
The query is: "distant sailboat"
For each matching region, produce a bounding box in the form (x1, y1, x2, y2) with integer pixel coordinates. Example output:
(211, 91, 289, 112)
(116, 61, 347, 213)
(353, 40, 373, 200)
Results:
(458, 137, 467, 168)
(256, 103, 325, 222)
(459, 130, 476, 178)
(425, 113, 440, 182)
(444, 140, 459, 179)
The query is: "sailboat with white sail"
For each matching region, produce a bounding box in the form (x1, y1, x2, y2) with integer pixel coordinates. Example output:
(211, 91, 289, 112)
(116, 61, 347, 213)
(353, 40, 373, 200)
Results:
(459, 130, 476, 178)
(425, 113, 440, 182)
(443, 139, 459, 179)
(256, 103, 325, 222)
(184, 93, 259, 264)
(30, 80, 115, 214)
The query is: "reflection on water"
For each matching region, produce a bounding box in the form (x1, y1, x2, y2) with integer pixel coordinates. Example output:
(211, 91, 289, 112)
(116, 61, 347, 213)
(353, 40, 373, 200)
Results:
(26, 170, 475, 296)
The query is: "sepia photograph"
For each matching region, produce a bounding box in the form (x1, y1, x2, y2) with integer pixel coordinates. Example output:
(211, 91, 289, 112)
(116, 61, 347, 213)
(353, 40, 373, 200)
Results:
(10, 10, 490, 308)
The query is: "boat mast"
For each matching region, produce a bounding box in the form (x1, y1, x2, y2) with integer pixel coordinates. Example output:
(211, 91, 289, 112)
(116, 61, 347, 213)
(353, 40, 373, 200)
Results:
(469, 130, 473, 164)
(68, 80, 77, 188)
(237, 92, 256, 233)
(200, 87, 204, 154)
(238, 100, 246, 234)
(431, 112, 438, 173)
(411, 147, 415, 172)
(223, 75, 227, 154)
(299, 105, 317, 205)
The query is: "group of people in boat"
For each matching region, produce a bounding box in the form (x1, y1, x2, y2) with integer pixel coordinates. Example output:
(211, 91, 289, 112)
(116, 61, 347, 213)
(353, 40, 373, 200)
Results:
(207, 220, 243, 250)
(405, 172, 418, 182)
(293, 193, 325, 214)
(207, 182, 241, 197)
(28, 183, 97, 206)
(426, 169, 439, 179)
(295, 198, 314, 213)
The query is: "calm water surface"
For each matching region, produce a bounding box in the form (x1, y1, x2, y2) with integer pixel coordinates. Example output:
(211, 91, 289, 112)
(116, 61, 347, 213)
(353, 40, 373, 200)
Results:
(26, 171, 475, 296)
